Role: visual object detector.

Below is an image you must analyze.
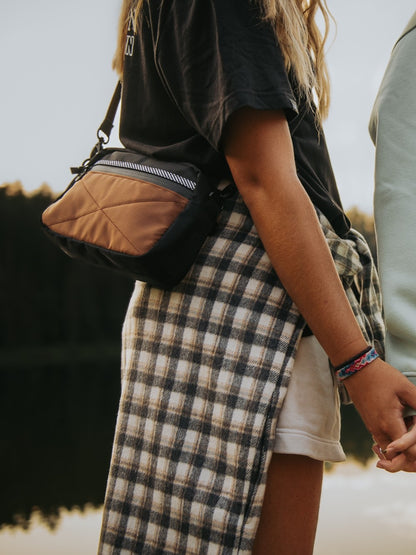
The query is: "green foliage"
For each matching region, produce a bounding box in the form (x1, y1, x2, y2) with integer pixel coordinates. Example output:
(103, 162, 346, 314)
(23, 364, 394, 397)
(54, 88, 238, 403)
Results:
(341, 404, 373, 465)
(347, 206, 377, 263)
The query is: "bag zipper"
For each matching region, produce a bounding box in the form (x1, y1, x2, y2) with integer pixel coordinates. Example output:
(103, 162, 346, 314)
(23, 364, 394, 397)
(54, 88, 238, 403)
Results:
(95, 159, 197, 191)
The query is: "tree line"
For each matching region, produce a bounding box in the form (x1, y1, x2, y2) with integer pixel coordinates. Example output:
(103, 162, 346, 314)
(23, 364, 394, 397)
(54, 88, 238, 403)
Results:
(0, 181, 134, 362)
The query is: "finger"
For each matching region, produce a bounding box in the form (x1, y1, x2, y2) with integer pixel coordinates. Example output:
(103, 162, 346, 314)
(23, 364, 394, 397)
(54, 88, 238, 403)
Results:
(386, 424, 416, 455)
(372, 443, 396, 461)
(372, 413, 414, 460)
(376, 452, 408, 473)
(372, 410, 409, 449)
(372, 444, 386, 460)
(377, 453, 416, 473)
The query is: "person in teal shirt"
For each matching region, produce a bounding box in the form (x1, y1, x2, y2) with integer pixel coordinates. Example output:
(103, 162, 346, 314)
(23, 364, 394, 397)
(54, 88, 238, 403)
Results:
(370, 11, 416, 471)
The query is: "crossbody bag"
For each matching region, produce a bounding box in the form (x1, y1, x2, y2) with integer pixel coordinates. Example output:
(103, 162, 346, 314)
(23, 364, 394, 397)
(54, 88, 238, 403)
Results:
(41, 82, 233, 288)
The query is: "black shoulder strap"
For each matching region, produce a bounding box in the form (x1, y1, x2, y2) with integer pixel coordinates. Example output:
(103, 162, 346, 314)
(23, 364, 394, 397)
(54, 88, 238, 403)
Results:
(97, 81, 122, 141)
(70, 81, 122, 175)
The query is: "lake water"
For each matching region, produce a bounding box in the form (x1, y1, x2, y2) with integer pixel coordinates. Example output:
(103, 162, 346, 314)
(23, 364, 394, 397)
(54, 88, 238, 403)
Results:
(0, 460, 414, 555)
(1, 361, 414, 554)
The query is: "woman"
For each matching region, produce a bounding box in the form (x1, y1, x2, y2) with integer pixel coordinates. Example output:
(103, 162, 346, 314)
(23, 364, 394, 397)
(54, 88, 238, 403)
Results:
(99, 1, 416, 553)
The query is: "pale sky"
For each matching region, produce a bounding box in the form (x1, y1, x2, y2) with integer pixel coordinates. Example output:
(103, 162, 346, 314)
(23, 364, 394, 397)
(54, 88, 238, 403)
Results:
(1, 1, 415, 213)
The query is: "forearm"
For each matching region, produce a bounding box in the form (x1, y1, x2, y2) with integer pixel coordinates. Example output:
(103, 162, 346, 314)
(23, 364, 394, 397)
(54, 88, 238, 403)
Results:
(238, 174, 368, 366)
(223, 107, 368, 365)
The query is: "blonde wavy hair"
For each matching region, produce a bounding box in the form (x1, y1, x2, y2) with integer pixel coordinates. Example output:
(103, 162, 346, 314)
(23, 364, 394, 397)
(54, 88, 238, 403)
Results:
(114, 0, 332, 119)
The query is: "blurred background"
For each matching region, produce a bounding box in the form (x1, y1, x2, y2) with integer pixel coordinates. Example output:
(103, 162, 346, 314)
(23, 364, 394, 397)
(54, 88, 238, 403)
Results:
(1, 1, 415, 554)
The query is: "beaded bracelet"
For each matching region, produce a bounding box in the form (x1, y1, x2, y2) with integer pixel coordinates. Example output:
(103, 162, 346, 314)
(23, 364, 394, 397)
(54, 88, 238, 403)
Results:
(335, 346, 379, 381)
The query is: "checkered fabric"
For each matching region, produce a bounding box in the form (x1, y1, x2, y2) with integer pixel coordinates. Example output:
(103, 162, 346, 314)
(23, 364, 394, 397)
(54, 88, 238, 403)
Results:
(321, 209, 385, 403)
(98, 196, 384, 554)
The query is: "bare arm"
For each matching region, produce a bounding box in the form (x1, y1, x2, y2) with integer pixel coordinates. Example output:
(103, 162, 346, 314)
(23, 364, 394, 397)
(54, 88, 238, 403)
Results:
(223, 107, 416, 465)
(223, 108, 365, 364)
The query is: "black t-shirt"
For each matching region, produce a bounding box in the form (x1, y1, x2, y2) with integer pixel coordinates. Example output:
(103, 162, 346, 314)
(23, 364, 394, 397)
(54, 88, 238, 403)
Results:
(120, 0, 350, 236)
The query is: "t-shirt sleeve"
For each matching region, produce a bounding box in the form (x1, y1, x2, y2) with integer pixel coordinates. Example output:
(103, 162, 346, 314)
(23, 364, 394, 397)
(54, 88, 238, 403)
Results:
(154, 0, 298, 150)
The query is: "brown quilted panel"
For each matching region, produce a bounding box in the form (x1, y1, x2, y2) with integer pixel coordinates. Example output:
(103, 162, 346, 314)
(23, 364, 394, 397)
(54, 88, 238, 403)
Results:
(42, 171, 189, 255)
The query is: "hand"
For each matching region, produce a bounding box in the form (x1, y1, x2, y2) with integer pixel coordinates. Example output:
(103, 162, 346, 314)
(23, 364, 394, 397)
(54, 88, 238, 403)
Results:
(374, 416, 416, 472)
(342, 358, 416, 472)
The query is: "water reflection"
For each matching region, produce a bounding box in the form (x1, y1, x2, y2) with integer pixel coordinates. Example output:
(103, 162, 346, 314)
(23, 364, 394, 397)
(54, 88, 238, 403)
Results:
(0, 357, 374, 532)
(1, 462, 415, 555)
(316, 460, 416, 555)
(0, 506, 103, 555)
(0, 357, 120, 531)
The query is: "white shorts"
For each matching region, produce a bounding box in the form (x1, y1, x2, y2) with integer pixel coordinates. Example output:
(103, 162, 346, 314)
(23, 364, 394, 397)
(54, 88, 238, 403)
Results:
(273, 335, 346, 462)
